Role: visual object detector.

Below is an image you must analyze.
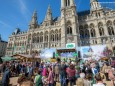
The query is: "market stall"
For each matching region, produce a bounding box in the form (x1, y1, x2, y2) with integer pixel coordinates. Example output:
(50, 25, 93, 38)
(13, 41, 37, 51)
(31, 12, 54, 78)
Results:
(1, 56, 17, 62)
(12, 54, 41, 62)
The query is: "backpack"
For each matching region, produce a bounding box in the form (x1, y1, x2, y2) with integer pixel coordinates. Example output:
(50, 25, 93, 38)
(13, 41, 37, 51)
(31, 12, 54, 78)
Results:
(94, 69, 98, 74)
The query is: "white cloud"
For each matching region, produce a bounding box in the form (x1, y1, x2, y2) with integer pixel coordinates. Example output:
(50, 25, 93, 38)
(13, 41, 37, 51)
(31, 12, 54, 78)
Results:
(0, 20, 13, 28)
(18, 0, 31, 22)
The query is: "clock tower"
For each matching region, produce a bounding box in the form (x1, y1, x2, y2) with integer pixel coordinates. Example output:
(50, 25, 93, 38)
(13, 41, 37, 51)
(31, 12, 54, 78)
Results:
(61, 0, 78, 48)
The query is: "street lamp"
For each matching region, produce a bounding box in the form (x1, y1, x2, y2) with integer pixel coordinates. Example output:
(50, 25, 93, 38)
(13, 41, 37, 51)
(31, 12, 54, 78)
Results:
(32, 53, 35, 67)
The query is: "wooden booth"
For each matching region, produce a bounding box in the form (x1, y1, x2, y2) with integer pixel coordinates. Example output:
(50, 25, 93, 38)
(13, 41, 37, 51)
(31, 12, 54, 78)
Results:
(12, 54, 41, 62)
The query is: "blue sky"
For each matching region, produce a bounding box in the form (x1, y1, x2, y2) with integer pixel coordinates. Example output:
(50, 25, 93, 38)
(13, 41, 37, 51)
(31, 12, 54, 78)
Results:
(0, 0, 115, 41)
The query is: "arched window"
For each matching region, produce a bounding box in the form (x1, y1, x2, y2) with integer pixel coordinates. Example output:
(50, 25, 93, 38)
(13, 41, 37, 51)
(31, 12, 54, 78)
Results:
(40, 32, 43, 42)
(32, 38, 35, 43)
(98, 22, 104, 36)
(44, 31, 48, 42)
(36, 32, 40, 43)
(50, 30, 55, 42)
(55, 34, 58, 41)
(51, 35, 53, 41)
(79, 25, 84, 38)
(55, 30, 58, 41)
(66, 0, 70, 6)
(108, 27, 114, 35)
(91, 29, 96, 37)
(67, 27, 72, 34)
(113, 20, 115, 26)
(90, 23, 96, 37)
(84, 24, 89, 38)
(32, 33, 37, 43)
(45, 35, 48, 42)
(37, 37, 40, 43)
(28, 34, 31, 43)
(107, 21, 114, 35)
(80, 30, 84, 38)
(52, 35, 55, 41)
(59, 29, 61, 41)
(85, 29, 89, 38)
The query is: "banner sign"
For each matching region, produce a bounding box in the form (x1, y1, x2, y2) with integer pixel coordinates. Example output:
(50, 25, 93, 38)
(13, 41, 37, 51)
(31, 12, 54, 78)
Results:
(50, 58, 56, 62)
(80, 45, 107, 60)
(66, 43, 75, 49)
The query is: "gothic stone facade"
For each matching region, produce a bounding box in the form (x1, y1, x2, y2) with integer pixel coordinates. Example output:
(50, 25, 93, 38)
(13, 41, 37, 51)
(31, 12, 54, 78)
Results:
(0, 35, 7, 57)
(6, 0, 115, 56)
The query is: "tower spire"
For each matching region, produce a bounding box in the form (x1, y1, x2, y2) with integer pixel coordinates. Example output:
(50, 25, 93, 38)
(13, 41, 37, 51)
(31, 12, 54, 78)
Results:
(45, 5, 52, 21)
(90, 0, 101, 11)
(61, 0, 65, 8)
(29, 10, 38, 29)
(70, 0, 75, 6)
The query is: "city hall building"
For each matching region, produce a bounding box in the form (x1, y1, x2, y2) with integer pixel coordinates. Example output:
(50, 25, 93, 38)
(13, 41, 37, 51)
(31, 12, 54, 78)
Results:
(0, 35, 8, 57)
(6, 0, 115, 57)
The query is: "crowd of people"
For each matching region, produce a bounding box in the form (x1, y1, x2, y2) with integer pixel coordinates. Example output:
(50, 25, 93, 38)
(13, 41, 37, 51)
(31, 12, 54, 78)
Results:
(0, 58, 115, 86)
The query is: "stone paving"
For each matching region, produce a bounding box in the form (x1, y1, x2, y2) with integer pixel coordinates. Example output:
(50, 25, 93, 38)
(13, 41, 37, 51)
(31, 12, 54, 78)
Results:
(0, 77, 113, 86)
(9, 77, 18, 86)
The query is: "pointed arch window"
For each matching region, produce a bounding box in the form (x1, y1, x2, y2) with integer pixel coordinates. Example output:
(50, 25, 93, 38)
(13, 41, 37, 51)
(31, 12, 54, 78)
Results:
(90, 23, 96, 37)
(85, 29, 89, 38)
(91, 29, 96, 37)
(80, 30, 84, 38)
(50, 30, 55, 42)
(66, 0, 70, 6)
(108, 27, 114, 35)
(99, 27, 104, 36)
(84, 24, 89, 38)
(107, 21, 114, 35)
(79, 25, 84, 38)
(33, 38, 35, 43)
(52, 35, 55, 41)
(37, 37, 40, 43)
(55, 34, 58, 41)
(67, 26, 72, 34)
(37, 33, 40, 43)
(98, 22, 104, 36)
(40, 32, 43, 42)
(59, 29, 61, 41)
(45, 35, 48, 42)
(44, 31, 48, 42)
(55, 30, 58, 41)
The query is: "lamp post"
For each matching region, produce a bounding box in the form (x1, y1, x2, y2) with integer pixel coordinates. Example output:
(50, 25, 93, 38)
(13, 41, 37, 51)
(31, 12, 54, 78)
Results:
(32, 53, 35, 67)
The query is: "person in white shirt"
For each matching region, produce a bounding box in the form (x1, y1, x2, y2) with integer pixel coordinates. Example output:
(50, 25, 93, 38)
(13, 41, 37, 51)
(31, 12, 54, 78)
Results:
(93, 74, 105, 86)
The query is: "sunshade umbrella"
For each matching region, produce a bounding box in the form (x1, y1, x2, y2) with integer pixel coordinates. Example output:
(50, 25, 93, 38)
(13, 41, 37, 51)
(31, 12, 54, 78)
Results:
(1, 56, 17, 62)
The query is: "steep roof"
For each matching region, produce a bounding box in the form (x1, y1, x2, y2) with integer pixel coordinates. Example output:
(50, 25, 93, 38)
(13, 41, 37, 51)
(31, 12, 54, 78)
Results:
(103, 7, 113, 12)
(77, 10, 90, 16)
(53, 17, 59, 22)
(0, 40, 8, 43)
